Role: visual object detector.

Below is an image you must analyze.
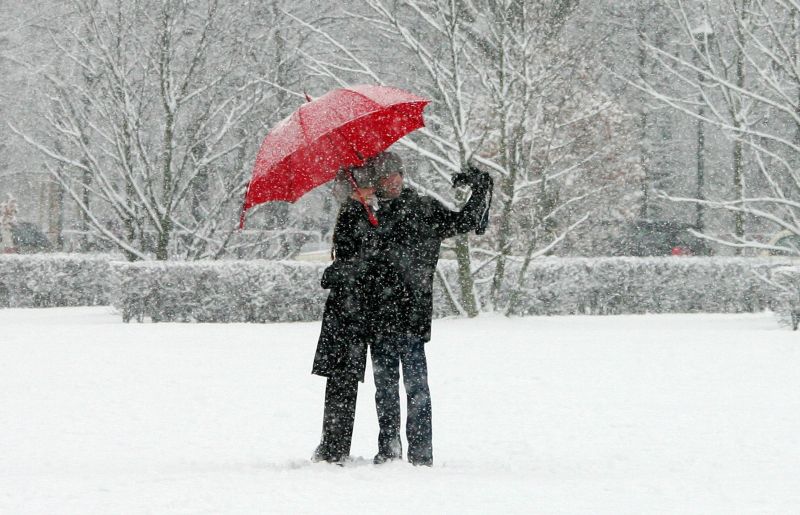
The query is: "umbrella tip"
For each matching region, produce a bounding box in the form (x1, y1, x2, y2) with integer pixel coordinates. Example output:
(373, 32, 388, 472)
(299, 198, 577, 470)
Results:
(304, 91, 312, 103)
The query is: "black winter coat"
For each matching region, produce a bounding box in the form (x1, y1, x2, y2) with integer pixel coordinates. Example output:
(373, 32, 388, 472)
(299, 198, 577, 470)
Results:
(370, 183, 490, 340)
(312, 176, 491, 382)
(311, 200, 381, 381)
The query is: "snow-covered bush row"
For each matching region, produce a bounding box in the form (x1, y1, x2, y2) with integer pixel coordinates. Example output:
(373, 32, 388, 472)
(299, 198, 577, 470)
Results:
(0, 254, 114, 308)
(3, 254, 793, 319)
(764, 266, 800, 330)
(114, 259, 467, 323)
(111, 256, 796, 323)
(485, 257, 794, 316)
(112, 260, 327, 323)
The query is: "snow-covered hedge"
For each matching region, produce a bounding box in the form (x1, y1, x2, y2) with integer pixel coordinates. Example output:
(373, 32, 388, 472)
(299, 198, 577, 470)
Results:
(3, 254, 795, 322)
(0, 254, 114, 308)
(111, 260, 327, 323)
(764, 266, 800, 330)
(112, 256, 795, 323)
(486, 257, 794, 316)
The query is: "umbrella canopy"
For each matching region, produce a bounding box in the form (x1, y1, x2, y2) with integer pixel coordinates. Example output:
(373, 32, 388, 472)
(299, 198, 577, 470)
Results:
(240, 85, 428, 227)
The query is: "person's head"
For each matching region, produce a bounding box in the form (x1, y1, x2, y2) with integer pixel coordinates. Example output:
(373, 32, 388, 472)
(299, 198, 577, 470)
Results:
(332, 151, 405, 202)
(367, 151, 405, 199)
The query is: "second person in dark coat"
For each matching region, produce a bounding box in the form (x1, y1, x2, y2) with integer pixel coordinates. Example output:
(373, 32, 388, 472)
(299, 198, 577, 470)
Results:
(367, 152, 493, 466)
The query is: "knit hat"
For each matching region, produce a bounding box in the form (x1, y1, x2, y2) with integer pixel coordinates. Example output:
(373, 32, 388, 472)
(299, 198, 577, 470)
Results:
(349, 151, 404, 187)
(363, 151, 404, 181)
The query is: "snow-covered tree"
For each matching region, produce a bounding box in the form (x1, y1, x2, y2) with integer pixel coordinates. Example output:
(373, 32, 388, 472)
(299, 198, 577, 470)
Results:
(11, 0, 312, 260)
(635, 0, 800, 255)
(1, 0, 69, 241)
(290, 0, 639, 314)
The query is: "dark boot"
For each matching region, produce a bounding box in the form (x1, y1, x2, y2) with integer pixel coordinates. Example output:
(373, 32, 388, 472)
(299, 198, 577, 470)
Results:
(373, 434, 402, 464)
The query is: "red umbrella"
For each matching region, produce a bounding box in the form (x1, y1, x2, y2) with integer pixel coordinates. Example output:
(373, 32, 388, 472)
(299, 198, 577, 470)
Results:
(240, 84, 429, 228)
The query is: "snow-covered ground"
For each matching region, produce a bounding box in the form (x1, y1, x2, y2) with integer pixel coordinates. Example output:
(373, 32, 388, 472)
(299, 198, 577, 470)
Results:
(1, 307, 799, 514)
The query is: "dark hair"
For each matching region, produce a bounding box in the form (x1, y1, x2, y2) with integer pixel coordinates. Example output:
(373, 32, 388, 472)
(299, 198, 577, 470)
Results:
(330, 203, 346, 260)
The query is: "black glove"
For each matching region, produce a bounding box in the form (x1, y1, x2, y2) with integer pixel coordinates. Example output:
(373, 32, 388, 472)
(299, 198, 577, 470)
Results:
(451, 165, 494, 235)
(320, 261, 344, 289)
(321, 260, 360, 289)
(452, 165, 491, 189)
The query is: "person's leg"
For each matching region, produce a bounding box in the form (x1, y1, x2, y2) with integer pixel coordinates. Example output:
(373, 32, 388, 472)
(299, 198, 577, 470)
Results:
(313, 372, 359, 462)
(371, 335, 403, 462)
(399, 336, 433, 466)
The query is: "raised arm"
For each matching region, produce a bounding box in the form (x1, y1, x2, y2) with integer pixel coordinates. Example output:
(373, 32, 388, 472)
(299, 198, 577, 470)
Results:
(430, 167, 493, 239)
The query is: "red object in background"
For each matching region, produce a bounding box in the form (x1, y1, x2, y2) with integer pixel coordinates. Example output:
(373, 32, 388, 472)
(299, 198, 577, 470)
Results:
(240, 85, 429, 228)
(671, 245, 691, 256)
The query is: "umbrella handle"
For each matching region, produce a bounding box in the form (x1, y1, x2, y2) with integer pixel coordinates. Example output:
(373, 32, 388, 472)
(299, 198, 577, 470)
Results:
(346, 170, 379, 227)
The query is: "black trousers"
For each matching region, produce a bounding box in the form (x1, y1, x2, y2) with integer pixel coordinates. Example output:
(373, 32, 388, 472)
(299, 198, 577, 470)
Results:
(316, 372, 359, 461)
(371, 334, 433, 465)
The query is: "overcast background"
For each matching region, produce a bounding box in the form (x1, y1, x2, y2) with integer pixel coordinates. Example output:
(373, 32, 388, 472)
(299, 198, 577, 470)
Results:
(2, 0, 798, 264)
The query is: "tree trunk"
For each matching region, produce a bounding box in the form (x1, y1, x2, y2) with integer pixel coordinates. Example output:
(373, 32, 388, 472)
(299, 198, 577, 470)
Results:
(489, 39, 513, 307)
(490, 163, 516, 306)
(80, 165, 92, 251)
(732, 136, 744, 252)
(637, 9, 650, 219)
(794, 8, 800, 145)
(694, 37, 707, 233)
(47, 175, 64, 251)
(454, 234, 478, 317)
(156, 217, 172, 261)
(732, 0, 748, 254)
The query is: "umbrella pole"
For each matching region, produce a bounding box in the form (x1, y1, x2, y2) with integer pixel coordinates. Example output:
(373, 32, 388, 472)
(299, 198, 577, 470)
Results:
(239, 204, 247, 230)
(345, 170, 379, 227)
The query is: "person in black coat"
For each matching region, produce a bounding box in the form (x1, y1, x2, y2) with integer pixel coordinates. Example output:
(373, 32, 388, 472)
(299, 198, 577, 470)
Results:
(365, 153, 492, 466)
(310, 166, 383, 464)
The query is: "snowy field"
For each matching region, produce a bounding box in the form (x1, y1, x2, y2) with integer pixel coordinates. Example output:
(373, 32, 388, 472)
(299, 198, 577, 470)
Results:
(2, 307, 799, 514)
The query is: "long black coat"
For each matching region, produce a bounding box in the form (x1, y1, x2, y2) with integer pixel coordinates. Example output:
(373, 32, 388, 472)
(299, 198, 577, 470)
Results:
(312, 178, 491, 382)
(311, 201, 381, 381)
